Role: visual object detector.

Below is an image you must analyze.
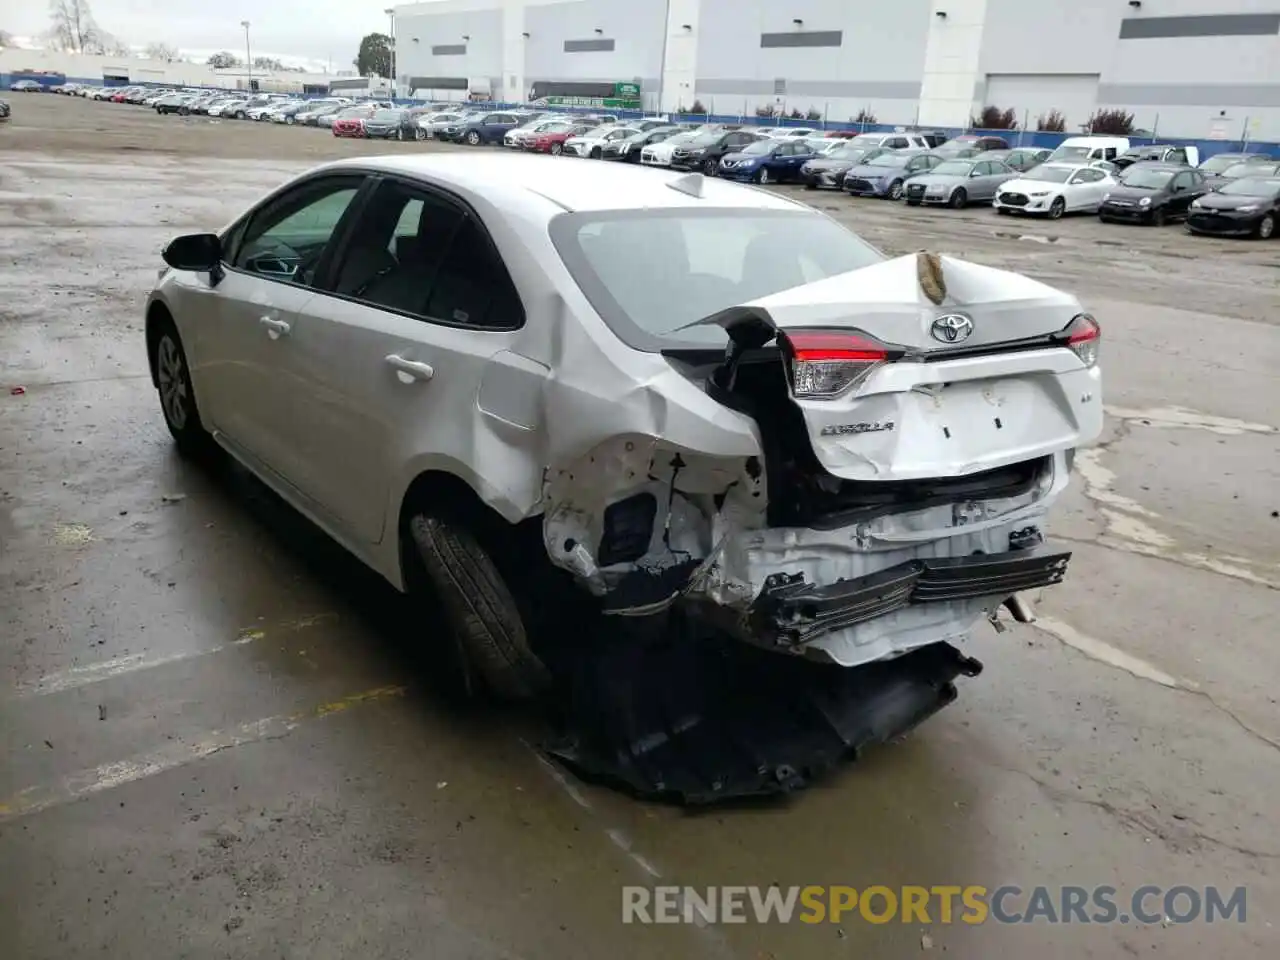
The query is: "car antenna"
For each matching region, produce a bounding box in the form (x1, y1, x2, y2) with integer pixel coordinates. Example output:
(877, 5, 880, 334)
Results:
(667, 172, 706, 198)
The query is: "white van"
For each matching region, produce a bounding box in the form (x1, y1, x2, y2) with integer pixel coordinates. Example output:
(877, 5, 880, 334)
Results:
(1049, 136, 1130, 164)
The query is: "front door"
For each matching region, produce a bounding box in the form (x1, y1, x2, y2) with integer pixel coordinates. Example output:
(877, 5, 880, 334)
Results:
(199, 175, 367, 477)
(278, 177, 534, 544)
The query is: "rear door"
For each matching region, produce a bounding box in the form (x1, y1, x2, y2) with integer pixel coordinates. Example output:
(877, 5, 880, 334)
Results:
(196, 175, 369, 476)
(273, 177, 534, 544)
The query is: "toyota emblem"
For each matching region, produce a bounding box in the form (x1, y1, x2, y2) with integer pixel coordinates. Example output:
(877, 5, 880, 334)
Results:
(931, 314, 974, 344)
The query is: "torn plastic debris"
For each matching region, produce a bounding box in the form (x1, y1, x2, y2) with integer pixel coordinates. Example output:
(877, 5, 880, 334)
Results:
(544, 615, 982, 804)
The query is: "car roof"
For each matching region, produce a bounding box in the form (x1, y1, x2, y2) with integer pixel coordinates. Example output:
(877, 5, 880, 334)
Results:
(321, 153, 809, 214)
(1126, 161, 1187, 171)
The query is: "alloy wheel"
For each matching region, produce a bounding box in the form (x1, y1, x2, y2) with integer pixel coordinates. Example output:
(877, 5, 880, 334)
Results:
(157, 335, 188, 430)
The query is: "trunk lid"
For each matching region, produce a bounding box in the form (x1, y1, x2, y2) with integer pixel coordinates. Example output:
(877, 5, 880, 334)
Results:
(700, 253, 1102, 482)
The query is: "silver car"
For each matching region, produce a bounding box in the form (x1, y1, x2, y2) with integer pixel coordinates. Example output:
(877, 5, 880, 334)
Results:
(904, 158, 1016, 208)
(417, 111, 469, 139)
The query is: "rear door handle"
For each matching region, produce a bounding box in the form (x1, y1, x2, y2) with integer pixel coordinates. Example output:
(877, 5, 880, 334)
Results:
(259, 316, 291, 339)
(385, 354, 435, 383)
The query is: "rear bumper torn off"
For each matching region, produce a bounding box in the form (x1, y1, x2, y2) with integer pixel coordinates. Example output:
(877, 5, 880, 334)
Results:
(753, 546, 1070, 648)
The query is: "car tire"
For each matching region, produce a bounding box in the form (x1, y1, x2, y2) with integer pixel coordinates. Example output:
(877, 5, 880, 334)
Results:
(754, 167, 771, 184)
(466, 130, 481, 146)
(996, 207, 1010, 215)
(409, 515, 551, 701)
(888, 179, 904, 200)
(906, 199, 921, 206)
(286, 115, 294, 124)
(590, 147, 602, 159)
(151, 318, 212, 457)
(702, 158, 718, 176)
(396, 128, 405, 141)
(235, 110, 245, 120)
(950, 189, 968, 209)
(1151, 207, 1166, 227)
(1256, 214, 1276, 240)
(804, 182, 816, 190)
(1048, 196, 1066, 220)
(550, 142, 563, 155)
(414, 127, 425, 141)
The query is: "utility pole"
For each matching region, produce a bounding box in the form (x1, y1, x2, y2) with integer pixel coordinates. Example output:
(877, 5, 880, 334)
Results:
(241, 20, 252, 91)
(385, 8, 396, 97)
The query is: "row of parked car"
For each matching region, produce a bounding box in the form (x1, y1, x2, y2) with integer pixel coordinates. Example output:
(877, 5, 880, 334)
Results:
(80, 83, 1280, 239)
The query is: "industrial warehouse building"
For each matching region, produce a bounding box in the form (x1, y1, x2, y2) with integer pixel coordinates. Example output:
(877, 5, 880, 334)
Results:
(392, 0, 1280, 139)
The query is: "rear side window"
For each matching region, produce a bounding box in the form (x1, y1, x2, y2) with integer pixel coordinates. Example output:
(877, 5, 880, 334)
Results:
(331, 178, 524, 330)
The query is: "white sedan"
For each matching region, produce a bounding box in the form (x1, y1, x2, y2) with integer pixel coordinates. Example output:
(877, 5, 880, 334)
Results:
(560, 125, 640, 158)
(639, 130, 701, 166)
(145, 154, 1100, 707)
(993, 162, 1117, 218)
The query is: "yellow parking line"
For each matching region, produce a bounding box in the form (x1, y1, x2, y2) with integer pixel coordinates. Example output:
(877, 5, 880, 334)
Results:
(0, 684, 406, 822)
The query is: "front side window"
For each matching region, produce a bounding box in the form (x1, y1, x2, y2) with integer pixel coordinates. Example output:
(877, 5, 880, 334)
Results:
(550, 210, 883, 351)
(233, 177, 364, 286)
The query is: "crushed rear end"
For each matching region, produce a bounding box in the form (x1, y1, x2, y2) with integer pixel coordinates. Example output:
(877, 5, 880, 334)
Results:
(540, 252, 1103, 800)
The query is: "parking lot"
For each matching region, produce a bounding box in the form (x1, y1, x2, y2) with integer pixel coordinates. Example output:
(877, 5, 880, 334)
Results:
(1, 92, 1278, 959)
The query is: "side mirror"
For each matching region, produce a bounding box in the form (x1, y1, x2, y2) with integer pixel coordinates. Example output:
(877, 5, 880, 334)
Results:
(162, 233, 221, 272)
(970, 170, 983, 178)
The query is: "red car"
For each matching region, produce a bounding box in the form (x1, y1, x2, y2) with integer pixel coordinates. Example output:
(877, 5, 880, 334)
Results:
(332, 116, 367, 137)
(529, 122, 596, 155)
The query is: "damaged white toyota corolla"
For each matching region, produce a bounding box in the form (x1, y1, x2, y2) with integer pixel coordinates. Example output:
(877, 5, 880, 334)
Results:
(145, 153, 1101, 709)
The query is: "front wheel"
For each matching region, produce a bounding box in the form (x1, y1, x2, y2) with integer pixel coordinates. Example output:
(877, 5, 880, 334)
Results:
(466, 130, 482, 146)
(152, 320, 211, 456)
(1256, 214, 1276, 240)
(906, 198, 921, 206)
(396, 128, 405, 141)
(235, 110, 246, 120)
(702, 157, 718, 176)
(755, 167, 771, 185)
(414, 127, 425, 141)
(590, 146, 602, 159)
(1151, 207, 1167, 227)
(286, 115, 294, 125)
(550, 142, 563, 155)
(950, 188, 968, 209)
(1048, 196, 1066, 220)
(888, 179, 904, 201)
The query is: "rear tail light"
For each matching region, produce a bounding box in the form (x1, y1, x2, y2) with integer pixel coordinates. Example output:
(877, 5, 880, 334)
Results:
(782, 329, 903, 399)
(1058, 314, 1101, 367)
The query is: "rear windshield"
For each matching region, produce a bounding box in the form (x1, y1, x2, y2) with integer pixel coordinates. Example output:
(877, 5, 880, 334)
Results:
(1221, 162, 1279, 179)
(1199, 154, 1247, 174)
(867, 152, 910, 168)
(549, 210, 882, 351)
(1052, 146, 1093, 159)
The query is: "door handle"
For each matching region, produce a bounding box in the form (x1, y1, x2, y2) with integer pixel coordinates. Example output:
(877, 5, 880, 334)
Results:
(259, 316, 291, 339)
(385, 354, 434, 383)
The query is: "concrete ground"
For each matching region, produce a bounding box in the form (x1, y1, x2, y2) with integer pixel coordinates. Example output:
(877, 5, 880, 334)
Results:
(1, 94, 1277, 959)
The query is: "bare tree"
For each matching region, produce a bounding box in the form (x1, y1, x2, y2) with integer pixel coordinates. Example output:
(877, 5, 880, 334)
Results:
(47, 0, 107, 53)
(144, 41, 178, 61)
(105, 38, 133, 57)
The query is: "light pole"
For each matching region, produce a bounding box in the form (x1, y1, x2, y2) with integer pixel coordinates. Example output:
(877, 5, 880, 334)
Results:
(241, 20, 252, 92)
(384, 7, 396, 97)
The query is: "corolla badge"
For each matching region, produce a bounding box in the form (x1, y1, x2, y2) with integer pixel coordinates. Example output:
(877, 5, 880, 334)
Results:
(930, 313, 974, 343)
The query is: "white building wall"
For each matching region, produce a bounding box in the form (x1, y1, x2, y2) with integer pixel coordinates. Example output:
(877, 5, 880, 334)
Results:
(917, 0, 987, 127)
(522, 0, 667, 101)
(692, 0, 931, 123)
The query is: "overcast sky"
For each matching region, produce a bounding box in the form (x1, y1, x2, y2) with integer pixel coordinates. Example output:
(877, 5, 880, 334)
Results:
(6, 0, 403, 68)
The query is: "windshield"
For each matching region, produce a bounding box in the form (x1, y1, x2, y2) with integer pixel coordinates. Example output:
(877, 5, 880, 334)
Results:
(1199, 154, 1246, 174)
(1220, 162, 1277, 179)
(550, 211, 883, 349)
(740, 141, 775, 156)
(1219, 177, 1280, 197)
(1120, 168, 1174, 188)
(540, 122, 571, 133)
(931, 161, 974, 176)
(371, 110, 400, 122)
(828, 145, 866, 161)
(1051, 146, 1092, 160)
(848, 135, 883, 147)
(1018, 165, 1073, 183)
(866, 153, 909, 168)
(688, 134, 721, 148)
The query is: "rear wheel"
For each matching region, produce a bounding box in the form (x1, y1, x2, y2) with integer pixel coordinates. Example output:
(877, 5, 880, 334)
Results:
(702, 157, 718, 176)
(1151, 207, 1166, 227)
(950, 188, 968, 209)
(409, 515, 551, 701)
(396, 127, 405, 141)
(888, 179, 904, 200)
(906, 198, 921, 206)
(414, 127, 425, 141)
(550, 142, 563, 155)
(1257, 214, 1276, 240)
(466, 130, 481, 146)
(1048, 196, 1066, 220)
